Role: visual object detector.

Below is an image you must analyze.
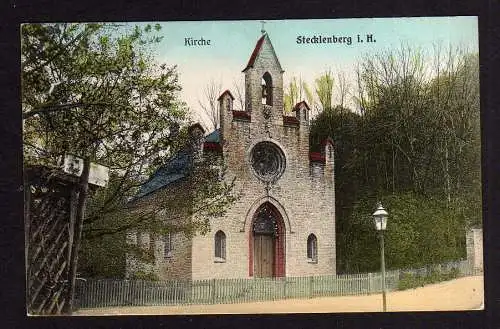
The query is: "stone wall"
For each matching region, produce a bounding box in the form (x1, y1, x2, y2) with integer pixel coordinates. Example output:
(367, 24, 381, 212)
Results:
(125, 188, 194, 280)
(191, 34, 336, 280)
(466, 228, 483, 272)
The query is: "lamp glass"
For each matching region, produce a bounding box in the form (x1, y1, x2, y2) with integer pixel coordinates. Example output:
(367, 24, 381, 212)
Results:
(372, 203, 388, 231)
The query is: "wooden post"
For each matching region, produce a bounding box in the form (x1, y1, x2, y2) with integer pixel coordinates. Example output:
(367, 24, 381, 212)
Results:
(62, 186, 78, 313)
(283, 277, 287, 299)
(211, 278, 216, 304)
(24, 180, 31, 313)
(67, 158, 91, 313)
(309, 276, 313, 298)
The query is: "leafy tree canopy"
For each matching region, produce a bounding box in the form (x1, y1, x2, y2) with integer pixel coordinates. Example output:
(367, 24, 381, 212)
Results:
(22, 23, 238, 278)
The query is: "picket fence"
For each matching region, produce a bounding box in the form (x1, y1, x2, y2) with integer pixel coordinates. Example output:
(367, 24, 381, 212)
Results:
(75, 259, 477, 309)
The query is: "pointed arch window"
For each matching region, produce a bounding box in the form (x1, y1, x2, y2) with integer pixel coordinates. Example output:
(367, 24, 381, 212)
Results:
(307, 234, 318, 263)
(214, 230, 226, 261)
(261, 72, 273, 105)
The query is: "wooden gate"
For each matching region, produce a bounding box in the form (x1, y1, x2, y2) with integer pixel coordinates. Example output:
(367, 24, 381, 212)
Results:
(25, 165, 78, 315)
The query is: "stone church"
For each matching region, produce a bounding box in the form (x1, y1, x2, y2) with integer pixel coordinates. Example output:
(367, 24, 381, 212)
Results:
(127, 31, 336, 280)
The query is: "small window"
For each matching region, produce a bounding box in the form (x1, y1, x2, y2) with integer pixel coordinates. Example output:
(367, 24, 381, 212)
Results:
(214, 230, 226, 261)
(148, 233, 154, 251)
(261, 72, 273, 105)
(127, 231, 138, 245)
(139, 232, 150, 249)
(307, 234, 318, 263)
(164, 233, 173, 259)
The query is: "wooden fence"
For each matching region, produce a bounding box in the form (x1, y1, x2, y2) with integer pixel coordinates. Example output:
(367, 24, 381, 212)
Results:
(75, 259, 477, 309)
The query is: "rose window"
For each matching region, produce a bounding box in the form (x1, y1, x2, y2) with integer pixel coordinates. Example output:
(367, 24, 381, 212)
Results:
(250, 141, 286, 182)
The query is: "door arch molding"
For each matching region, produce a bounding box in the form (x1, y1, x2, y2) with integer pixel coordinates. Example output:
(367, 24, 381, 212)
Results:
(241, 196, 293, 234)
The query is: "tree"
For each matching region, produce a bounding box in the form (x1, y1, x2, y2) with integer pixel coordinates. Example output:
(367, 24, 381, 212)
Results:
(232, 78, 246, 112)
(197, 79, 222, 131)
(314, 70, 334, 112)
(197, 78, 246, 131)
(283, 76, 314, 113)
(310, 45, 480, 273)
(22, 23, 237, 309)
(335, 70, 350, 112)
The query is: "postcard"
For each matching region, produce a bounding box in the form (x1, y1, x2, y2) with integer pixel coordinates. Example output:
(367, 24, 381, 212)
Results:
(21, 17, 482, 316)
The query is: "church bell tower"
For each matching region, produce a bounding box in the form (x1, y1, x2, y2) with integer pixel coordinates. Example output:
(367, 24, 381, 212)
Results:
(242, 31, 285, 125)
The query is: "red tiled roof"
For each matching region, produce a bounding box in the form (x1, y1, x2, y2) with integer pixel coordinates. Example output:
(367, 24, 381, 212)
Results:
(203, 142, 222, 152)
(283, 116, 300, 126)
(293, 100, 311, 112)
(242, 34, 266, 72)
(217, 89, 235, 101)
(232, 110, 251, 120)
(309, 152, 326, 163)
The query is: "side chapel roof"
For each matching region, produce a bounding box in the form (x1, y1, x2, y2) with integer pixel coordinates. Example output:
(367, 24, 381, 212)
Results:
(136, 129, 221, 199)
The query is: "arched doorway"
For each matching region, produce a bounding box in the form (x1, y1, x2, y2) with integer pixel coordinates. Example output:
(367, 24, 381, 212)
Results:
(249, 202, 285, 277)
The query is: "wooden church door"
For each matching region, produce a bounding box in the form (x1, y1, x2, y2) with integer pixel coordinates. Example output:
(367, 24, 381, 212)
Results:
(254, 234, 275, 277)
(252, 202, 285, 278)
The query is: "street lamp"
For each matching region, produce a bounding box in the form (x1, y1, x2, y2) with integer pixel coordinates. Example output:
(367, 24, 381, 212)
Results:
(372, 202, 388, 312)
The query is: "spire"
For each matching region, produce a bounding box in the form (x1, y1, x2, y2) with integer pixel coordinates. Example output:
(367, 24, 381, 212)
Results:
(242, 31, 283, 73)
(260, 21, 267, 35)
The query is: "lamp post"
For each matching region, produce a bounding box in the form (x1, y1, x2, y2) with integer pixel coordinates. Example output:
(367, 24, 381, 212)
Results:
(372, 202, 388, 312)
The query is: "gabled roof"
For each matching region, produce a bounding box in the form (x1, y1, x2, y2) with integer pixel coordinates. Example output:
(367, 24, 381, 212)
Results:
(135, 129, 221, 198)
(242, 33, 283, 73)
(136, 150, 192, 198)
(283, 115, 300, 126)
(217, 90, 235, 101)
(293, 101, 311, 112)
(205, 129, 220, 143)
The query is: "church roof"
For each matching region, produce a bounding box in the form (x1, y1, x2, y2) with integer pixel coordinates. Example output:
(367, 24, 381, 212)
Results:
(217, 90, 235, 101)
(136, 129, 221, 198)
(136, 150, 192, 198)
(205, 129, 220, 143)
(242, 34, 266, 72)
(242, 33, 284, 73)
(293, 101, 311, 112)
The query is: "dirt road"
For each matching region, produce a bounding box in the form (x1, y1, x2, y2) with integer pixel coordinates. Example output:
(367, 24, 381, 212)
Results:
(76, 276, 483, 315)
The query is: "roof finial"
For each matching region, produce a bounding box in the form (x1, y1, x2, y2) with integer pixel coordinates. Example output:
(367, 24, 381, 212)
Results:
(260, 21, 266, 34)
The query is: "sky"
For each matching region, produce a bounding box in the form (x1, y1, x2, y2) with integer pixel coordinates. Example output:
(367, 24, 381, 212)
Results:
(124, 17, 479, 127)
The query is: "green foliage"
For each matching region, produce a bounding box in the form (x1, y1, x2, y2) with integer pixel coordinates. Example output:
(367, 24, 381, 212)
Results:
(310, 46, 480, 273)
(283, 77, 314, 113)
(397, 267, 460, 290)
(22, 23, 238, 279)
(129, 270, 160, 281)
(78, 230, 127, 279)
(314, 70, 334, 111)
(339, 192, 467, 273)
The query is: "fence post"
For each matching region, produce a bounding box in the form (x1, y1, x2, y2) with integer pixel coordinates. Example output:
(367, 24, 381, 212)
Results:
(283, 277, 287, 299)
(211, 279, 216, 304)
(309, 276, 313, 298)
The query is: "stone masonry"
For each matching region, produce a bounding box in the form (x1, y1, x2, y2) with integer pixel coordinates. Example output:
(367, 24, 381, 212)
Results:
(466, 228, 483, 273)
(128, 31, 336, 280)
(190, 32, 336, 279)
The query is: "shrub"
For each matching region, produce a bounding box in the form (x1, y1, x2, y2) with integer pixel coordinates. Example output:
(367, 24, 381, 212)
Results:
(129, 270, 159, 281)
(397, 266, 461, 291)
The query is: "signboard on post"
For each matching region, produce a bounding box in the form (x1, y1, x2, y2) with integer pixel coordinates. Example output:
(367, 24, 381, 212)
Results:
(62, 154, 110, 187)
